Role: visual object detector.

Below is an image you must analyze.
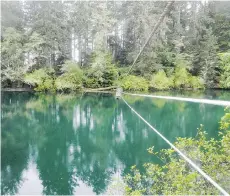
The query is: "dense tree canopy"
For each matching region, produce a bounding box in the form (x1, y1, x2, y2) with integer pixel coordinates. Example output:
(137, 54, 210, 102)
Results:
(1, 1, 230, 90)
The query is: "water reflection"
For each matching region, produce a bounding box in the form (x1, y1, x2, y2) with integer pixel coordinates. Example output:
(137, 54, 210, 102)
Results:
(1, 91, 227, 195)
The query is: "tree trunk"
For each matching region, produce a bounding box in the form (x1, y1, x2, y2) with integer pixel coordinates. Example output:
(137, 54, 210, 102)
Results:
(126, 1, 175, 75)
(73, 28, 75, 61)
(78, 35, 82, 66)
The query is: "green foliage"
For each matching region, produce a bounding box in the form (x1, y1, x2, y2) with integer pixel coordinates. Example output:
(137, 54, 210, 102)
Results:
(83, 76, 101, 88)
(125, 111, 230, 195)
(220, 107, 230, 131)
(117, 67, 131, 77)
(173, 53, 192, 69)
(150, 70, 173, 90)
(172, 55, 204, 89)
(219, 53, 230, 88)
(84, 52, 118, 88)
(172, 54, 192, 88)
(23, 60, 84, 92)
(56, 61, 83, 91)
(1, 27, 26, 85)
(24, 68, 55, 92)
(150, 68, 204, 90)
(189, 76, 204, 89)
(213, 13, 230, 52)
(25, 1, 71, 67)
(150, 54, 204, 90)
(195, 28, 219, 88)
(24, 32, 46, 67)
(119, 75, 149, 92)
(172, 66, 204, 89)
(173, 66, 191, 88)
(2, 1, 230, 90)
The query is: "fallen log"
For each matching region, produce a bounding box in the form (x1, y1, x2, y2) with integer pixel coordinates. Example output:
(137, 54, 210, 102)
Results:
(1, 88, 33, 92)
(83, 86, 117, 92)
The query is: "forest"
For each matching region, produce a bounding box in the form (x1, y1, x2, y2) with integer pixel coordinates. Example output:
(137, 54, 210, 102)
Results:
(1, 1, 230, 92)
(1, 1, 230, 195)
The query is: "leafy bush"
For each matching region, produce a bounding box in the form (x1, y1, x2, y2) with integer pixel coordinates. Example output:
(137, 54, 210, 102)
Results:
(172, 67, 204, 89)
(119, 75, 149, 92)
(173, 66, 191, 88)
(189, 76, 204, 89)
(171, 54, 204, 89)
(24, 68, 55, 91)
(84, 52, 118, 88)
(117, 67, 131, 77)
(83, 74, 101, 88)
(219, 53, 230, 88)
(125, 110, 230, 195)
(56, 61, 83, 91)
(150, 70, 173, 90)
(220, 107, 230, 131)
(149, 68, 203, 90)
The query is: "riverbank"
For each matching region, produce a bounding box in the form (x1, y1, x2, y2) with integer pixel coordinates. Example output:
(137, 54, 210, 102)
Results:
(2, 87, 229, 93)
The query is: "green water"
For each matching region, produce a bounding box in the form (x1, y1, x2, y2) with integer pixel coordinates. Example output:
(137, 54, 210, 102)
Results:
(1, 91, 229, 195)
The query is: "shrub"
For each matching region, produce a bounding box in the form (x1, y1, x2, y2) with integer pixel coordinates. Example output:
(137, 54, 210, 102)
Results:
(171, 53, 204, 89)
(24, 68, 55, 91)
(220, 107, 230, 131)
(149, 68, 203, 90)
(56, 61, 83, 91)
(189, 76, 204, 89)
(150, 70, 173, 90)
(83, 74, 101, 88)
(173, 66, 191, 88)
(117, 67, 131, 77)
(125, 110, 230, 195)
(119, 75, 149, 92)
(219, 53, 230, 88)
(172, 67, 204, 89)
(84, 52, 118, 88)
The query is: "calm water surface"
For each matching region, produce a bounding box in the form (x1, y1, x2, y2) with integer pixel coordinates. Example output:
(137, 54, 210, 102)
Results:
(1, 91, 229, 195)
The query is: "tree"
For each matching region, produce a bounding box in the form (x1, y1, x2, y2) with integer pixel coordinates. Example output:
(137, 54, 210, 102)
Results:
(126, 1, 175, 75)
(1, 28, 26, 87)
(125, 109, 230, 195)
(212, 2, 230, 52)
(199, 28, 219, 87)
(1, 1, 230, 89)
(219, 53, 230, 88)
(1, 1, 24, 32)
(84, 52, 118, 88)
(25, 1, 71, 67)
(56, 61, 83, 91)
(190, 3, 219, 87)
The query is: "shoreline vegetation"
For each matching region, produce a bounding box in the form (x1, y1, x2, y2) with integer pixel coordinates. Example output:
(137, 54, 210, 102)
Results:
(124, 108, 230, 195)
(1, 1, 230, 194)
(106, 108, 230, 195)
(2, 87, 230, 93)
(2, 50, 230, 93)
(1, 2, 230, 93)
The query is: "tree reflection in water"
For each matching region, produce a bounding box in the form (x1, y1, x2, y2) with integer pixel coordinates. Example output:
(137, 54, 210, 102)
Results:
(1, 91, 227, 195)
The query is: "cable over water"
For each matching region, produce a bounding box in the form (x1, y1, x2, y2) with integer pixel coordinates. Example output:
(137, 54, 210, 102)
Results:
(123, 92, 230, 107)
(121, 96, 229, 196)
